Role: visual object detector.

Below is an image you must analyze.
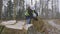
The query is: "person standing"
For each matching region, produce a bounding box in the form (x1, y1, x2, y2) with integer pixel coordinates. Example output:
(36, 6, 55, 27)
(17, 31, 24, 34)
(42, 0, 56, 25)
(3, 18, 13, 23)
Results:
(25, 6, 38, 24)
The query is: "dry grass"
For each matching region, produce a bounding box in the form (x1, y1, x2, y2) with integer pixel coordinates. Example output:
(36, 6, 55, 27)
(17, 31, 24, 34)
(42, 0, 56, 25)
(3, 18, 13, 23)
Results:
(2, 18, 60, 34)
(0, 17, 46, 34)
(2, 27, 27, 34)
(43, 19, 60, 34)
(31, 17, 46, 33)
(54, 19, 60, 25)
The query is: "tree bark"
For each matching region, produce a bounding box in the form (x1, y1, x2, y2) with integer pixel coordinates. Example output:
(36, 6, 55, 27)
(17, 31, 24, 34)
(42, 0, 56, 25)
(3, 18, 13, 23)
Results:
(0, 0, 2, 22)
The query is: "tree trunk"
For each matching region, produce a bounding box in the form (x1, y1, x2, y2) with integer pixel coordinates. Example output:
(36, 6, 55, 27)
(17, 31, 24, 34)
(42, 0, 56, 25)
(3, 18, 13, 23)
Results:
(0, 0, 2, 22)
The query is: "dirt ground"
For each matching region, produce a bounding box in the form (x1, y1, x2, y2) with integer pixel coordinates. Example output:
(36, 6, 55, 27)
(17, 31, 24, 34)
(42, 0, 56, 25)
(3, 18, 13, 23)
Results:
(0, 19, 60, 34)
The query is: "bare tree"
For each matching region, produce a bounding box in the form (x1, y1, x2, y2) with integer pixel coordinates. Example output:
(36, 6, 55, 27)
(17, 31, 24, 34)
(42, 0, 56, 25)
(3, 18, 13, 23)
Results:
(0, 0, 3, 22)
(13, 0, 17, 23)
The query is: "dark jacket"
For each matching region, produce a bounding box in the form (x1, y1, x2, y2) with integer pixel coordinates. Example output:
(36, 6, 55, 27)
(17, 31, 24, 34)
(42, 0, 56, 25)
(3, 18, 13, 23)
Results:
(26, 7, 38, 20)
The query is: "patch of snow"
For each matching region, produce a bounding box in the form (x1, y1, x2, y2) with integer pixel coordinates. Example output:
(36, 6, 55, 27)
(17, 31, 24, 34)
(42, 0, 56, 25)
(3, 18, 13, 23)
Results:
(1, 20, 16, 25)
(5, 24, 33, 30)
(48, 20, 60, 30)
(5, 24, 24, 30)
(5, 21, 25, 30)
(1, 20, 33, 30)
(24, 24, 33, 30)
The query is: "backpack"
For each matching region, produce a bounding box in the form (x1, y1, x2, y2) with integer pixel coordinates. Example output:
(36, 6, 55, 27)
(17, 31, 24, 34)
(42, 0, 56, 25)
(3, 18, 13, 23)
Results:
(33, 11, 37, 17)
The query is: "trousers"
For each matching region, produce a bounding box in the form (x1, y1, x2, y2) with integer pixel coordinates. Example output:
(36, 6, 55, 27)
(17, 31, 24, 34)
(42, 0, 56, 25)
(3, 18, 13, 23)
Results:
(26, 16, 31, 24)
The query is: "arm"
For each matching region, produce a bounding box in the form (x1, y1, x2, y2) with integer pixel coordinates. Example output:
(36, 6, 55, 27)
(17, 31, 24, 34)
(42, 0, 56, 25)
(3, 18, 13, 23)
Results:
(34, 10, 38, 16)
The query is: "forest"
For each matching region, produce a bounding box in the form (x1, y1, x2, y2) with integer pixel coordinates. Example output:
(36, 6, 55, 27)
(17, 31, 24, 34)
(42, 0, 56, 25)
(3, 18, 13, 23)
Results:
(0, 0, 60, 34)
(0, 0, 60, 20)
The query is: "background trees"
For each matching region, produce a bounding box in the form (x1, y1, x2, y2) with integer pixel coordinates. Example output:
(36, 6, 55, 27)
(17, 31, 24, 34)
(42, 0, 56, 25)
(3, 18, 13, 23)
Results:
(0, 0, 2, 20)
(0, 0, 60, 20)
(7, 0, 13, 20)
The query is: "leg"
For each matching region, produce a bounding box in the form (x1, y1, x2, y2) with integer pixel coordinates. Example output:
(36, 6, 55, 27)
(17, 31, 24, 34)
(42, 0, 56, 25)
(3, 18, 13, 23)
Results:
(26, 18, 31, 24)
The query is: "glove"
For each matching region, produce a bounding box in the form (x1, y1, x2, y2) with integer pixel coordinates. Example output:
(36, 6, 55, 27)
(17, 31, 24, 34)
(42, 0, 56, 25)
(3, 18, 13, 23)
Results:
(33, 17, 38, 21)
